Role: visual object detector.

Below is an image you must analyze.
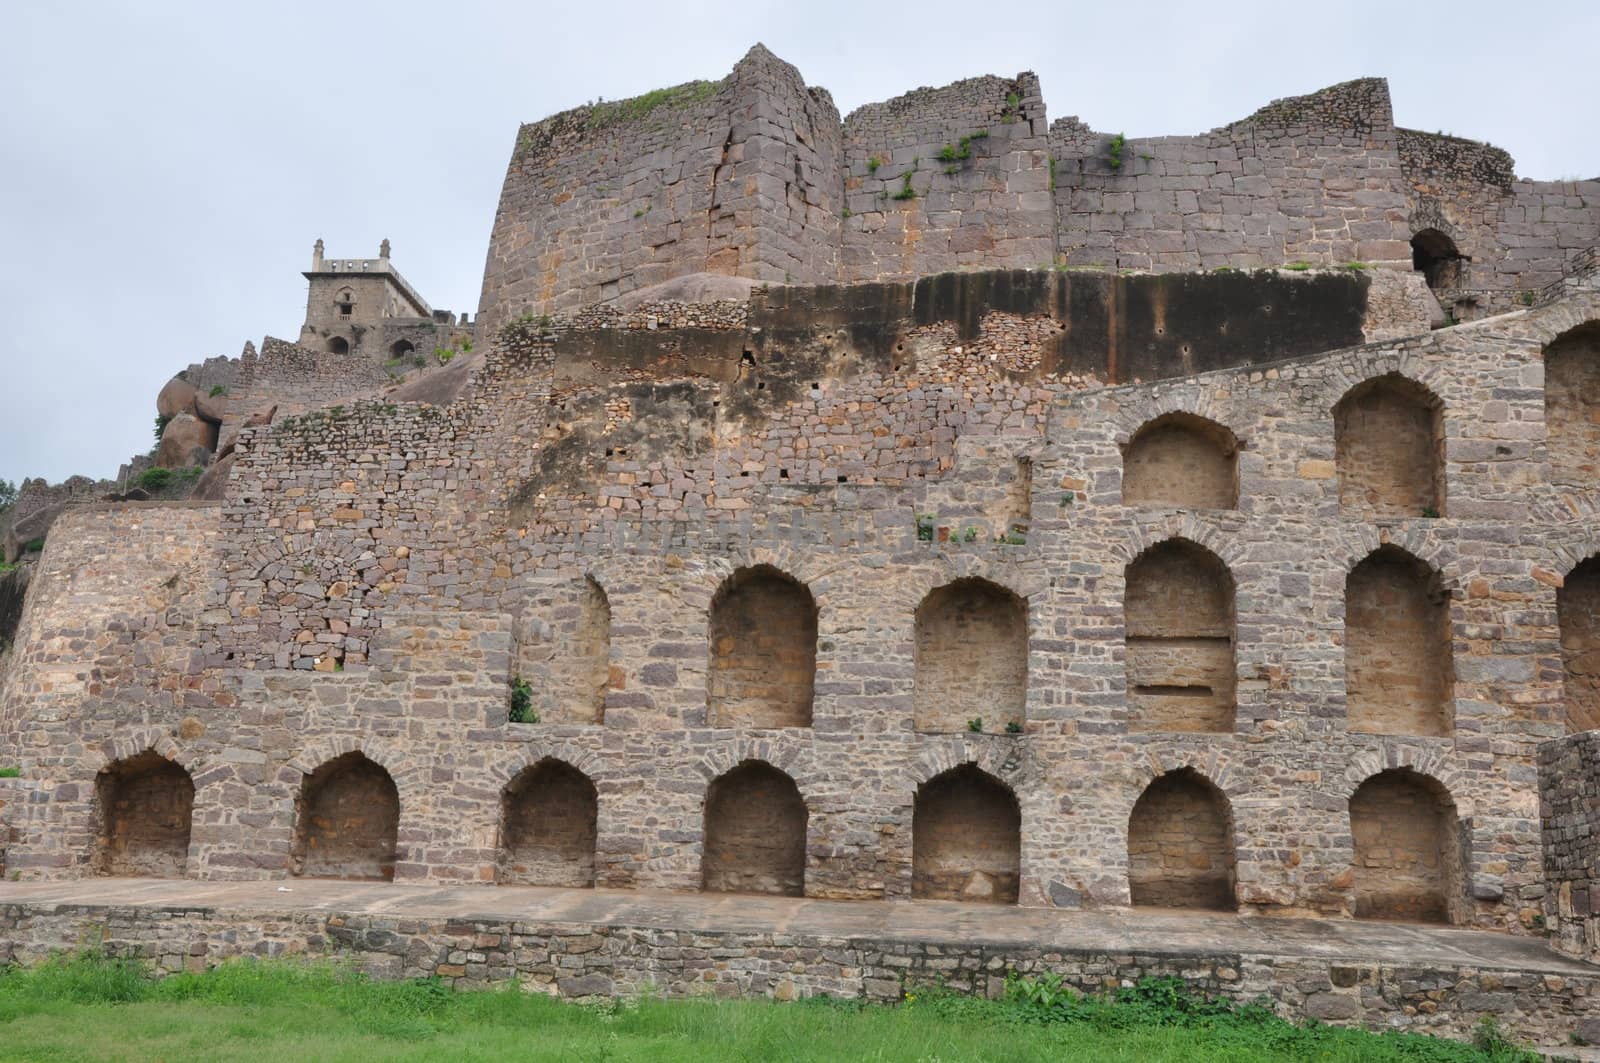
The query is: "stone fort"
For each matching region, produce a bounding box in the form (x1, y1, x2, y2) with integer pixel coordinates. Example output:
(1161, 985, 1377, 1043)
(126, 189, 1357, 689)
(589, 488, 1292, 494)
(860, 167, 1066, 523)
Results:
(6, 43, 1600, 1046)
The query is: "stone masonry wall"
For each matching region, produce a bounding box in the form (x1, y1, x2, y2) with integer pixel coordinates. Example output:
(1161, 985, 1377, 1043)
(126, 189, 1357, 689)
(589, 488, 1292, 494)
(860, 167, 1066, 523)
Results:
(1541, 730, 1600, 962)
(6, 901, 1598, 1045)
(840, 74, 1053, 281)
(1052, 79, 1414, 273)
(477, 45, 842, 326)
(225, 337, 392, 438)
(478, 52, 1600, 323)
(4, 270, 1600, 944)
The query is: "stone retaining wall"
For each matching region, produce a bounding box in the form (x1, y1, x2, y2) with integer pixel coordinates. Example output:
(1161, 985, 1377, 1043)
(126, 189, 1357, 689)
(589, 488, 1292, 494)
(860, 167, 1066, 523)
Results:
(1, 901, 1595, 1045)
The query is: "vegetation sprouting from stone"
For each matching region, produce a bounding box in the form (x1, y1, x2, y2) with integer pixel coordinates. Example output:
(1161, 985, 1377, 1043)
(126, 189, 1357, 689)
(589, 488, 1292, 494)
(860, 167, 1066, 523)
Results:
(937, 131, 988, 165)
(508, 677, 537, 723)
(893, 171, 917, 201)
(0, 954, 1539, 1061)
(1109, 133, 1126, 171)
(583, 79, 723, 131)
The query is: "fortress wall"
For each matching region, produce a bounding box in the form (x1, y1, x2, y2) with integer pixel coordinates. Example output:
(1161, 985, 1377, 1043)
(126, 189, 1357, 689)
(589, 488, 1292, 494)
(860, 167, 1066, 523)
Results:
(840, 74, 1054, 280)
(504, 270, 1382, 532)
(478, 55, 1600, 317)
(1477, 179, 1600, 307)
(214, 401, 478, 670)
(0, 503, 222, 875)
(1541, 730, 1600, 962)
(1052, 78, 1415, 273)
(477, 84, 730, 324)
(1399, 129, 1600, 314)
(477, 46, 843, 328)
(3, 273, 1596, 935)
(224, 337, 392, 442)
(719, 44, 844, 289)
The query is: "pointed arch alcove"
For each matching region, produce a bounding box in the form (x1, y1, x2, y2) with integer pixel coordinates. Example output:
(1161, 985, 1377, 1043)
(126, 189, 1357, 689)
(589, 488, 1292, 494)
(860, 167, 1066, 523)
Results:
(290, 751, 399, 881)
(913, 577, 1028, 733)
(1344, 546, 1453, 736)
(1334, 374, 1445, 519)
(498, 758, 598, 887)
(1122, 412, 1239, 509)
(1349, 768, 1467, 924)
(707, 565, 818, 728)
(1545, 321, 1600, 487)
(911, 763, 1021, 904)
(1124, 538, 1236, 733)
(701, 760, 807, 896)
(93, 751, 195, 878)
(1127, 768, 1236, 911)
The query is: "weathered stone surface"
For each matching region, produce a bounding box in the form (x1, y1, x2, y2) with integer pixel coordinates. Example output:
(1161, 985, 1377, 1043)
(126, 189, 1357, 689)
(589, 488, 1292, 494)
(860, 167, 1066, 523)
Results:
(156, 376, 198, 419)
(154, 412, 216, 469)
(8, 50, 1600, 1051)
(0, 880, 1597, 1045)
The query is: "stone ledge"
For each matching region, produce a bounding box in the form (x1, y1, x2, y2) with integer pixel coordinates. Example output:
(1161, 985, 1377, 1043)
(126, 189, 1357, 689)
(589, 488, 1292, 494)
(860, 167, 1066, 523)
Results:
(1, 880, 1595, 1044)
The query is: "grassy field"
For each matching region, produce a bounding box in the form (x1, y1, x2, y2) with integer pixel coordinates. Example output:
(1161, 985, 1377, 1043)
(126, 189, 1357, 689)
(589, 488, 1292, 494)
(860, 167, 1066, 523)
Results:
(0, 952, 1540, 1062)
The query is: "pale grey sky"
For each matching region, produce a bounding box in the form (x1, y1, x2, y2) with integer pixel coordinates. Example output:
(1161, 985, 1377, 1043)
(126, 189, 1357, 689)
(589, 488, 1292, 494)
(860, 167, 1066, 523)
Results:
(4, 0, 1596, 487)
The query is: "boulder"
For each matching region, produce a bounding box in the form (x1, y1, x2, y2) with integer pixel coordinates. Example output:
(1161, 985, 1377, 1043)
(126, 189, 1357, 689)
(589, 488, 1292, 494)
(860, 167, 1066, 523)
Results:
(243, 405, 277, 429)
(156, 376, 199, 419)
(190, 451, 238, 502)
(217, 404, 277, 459)
(387, 350, 480, 407)
(194, 387, 228, 424)
(3, 504, 64, 564)
(154, 412, 217, 468)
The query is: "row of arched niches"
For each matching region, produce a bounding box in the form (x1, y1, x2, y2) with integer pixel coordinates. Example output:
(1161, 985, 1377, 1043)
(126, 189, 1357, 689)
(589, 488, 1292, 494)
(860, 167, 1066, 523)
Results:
(81, 324, 1600, 923)
(513, 321, 1600, 740)
(95, 750, 1467, 923)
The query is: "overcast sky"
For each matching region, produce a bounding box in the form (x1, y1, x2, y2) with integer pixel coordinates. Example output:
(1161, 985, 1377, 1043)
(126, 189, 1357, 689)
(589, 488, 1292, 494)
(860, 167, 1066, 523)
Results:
(5, 1, 1597, 488)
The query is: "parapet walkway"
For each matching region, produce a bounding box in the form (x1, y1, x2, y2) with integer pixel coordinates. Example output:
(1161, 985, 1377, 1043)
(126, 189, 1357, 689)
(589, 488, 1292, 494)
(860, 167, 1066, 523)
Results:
(0, 877, 1587, 976)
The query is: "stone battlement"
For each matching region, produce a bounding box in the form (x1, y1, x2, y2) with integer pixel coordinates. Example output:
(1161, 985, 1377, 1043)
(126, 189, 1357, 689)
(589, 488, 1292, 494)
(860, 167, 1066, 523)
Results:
(477, 47, 1599, 327)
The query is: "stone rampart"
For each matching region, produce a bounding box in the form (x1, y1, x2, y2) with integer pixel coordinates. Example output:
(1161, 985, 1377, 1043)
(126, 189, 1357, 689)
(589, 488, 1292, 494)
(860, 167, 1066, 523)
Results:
(1052, 78, 1413, 273)
(478, 45, 842, 326)
(4, 475, 118, 563)
(2, 268, 1594, 930)
(841, 73, 1052, 281)
(477, 52, 1600, 324)
(230, 337, 391, 425)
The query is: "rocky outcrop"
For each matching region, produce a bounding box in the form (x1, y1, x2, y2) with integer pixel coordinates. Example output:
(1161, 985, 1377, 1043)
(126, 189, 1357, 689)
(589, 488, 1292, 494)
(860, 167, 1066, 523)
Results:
(154, 412, 217, 469)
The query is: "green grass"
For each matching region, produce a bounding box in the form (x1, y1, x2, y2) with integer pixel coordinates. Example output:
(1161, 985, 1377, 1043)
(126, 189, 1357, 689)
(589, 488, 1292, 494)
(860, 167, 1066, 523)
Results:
(0, 766, 19, 778)
(584, 79, 722, 130)
(0, 953, 1536, 1062)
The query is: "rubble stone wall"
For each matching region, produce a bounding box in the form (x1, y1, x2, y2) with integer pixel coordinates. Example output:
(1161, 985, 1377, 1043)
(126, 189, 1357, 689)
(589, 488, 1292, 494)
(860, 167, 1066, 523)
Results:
(841, 74, 1053, 281)
(477, 54, 1600, 324)
(5, 901, 1596, 1044)
(1541, 730, 1600, 962)
(2, 270, 1598, 942)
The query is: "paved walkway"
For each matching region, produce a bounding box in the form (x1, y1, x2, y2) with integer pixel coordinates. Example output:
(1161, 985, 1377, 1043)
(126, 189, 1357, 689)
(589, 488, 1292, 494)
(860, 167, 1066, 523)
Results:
(3, 878, 1592, 976)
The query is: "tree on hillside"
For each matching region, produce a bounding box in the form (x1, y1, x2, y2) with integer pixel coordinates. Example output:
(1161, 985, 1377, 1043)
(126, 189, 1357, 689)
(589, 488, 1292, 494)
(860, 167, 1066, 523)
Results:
(0, 478, 15, 512)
